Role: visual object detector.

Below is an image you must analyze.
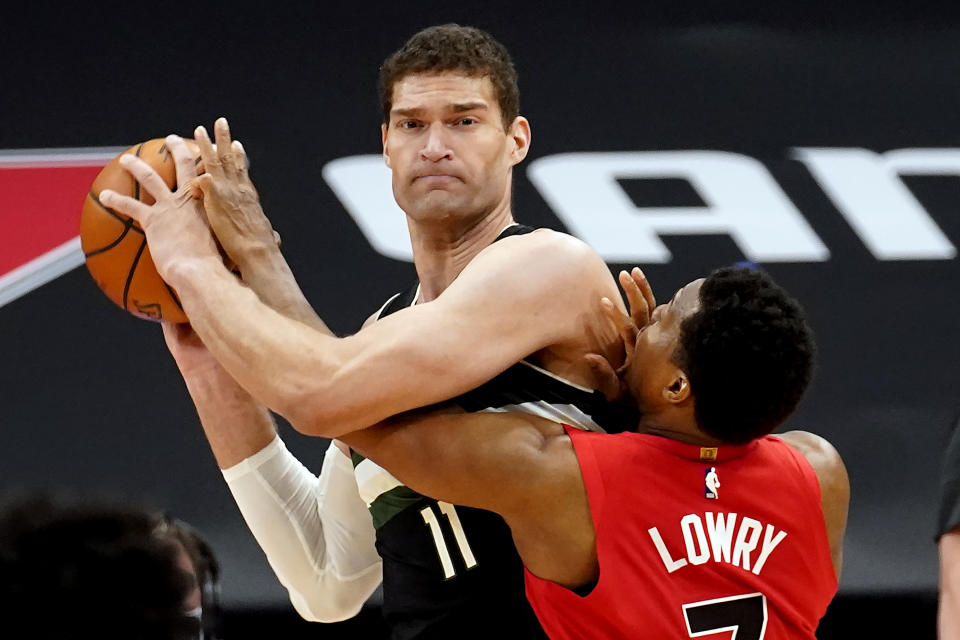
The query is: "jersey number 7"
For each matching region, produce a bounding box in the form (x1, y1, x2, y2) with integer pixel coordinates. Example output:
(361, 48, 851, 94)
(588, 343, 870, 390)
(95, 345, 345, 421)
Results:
(682, 592, 767, 639)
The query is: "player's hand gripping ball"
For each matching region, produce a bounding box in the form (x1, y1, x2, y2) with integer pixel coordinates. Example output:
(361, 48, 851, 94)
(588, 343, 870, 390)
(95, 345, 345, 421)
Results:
(80, 139, 201, 323)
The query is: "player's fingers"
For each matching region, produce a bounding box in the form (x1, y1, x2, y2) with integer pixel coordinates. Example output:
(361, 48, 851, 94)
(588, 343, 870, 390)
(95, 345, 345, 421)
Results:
(194, 125, 222, 177)
(232, 140, 251, 182)
(165, 134, 198, 188)
(584, 353, 624, 402)
(602, 296, 638, 348)
(117, 154, 172, 202)
(193, 174, 228, 218)
(618, 270, 650, 328)
(180, 174, 207, 200)
(191, 173, 215, 199)
(631, 267, 656, 317)
(99, 188, 153, 226)
(213, 117, 237, 175)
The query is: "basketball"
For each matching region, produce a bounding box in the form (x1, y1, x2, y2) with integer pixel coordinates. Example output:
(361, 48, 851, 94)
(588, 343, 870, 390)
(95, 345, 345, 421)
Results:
(80, 139, 200, 323)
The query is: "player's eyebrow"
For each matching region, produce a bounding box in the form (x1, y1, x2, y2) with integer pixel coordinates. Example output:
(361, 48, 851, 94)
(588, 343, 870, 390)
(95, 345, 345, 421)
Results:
(391, 107, 425, 118)
(392, 102, 488, 118)
(451, 102, 488, 112)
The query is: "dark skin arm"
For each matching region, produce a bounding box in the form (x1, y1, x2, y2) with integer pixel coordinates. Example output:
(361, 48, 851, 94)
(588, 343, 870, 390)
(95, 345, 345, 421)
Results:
(341, 411, 598, 589)
(776, 430, 849, 581)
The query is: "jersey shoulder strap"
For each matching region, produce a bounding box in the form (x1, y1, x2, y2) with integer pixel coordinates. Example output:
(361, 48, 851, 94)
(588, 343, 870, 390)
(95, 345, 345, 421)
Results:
(377, 223, 536, 320)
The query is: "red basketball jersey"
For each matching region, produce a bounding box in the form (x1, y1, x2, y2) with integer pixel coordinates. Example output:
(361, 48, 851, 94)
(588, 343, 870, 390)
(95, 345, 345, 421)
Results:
(524, 428, 837, 639)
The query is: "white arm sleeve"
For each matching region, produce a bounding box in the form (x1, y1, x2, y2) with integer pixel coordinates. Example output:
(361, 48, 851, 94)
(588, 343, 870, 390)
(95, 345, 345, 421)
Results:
(222, 436, 382, 622)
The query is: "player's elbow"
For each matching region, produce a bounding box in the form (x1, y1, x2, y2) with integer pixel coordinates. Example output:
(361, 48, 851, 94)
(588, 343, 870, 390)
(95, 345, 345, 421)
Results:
(286, 564, 382, 623)
(283, 396, 356, 439)
(289, 591, 363, 623)
(267, 375, 349, 438)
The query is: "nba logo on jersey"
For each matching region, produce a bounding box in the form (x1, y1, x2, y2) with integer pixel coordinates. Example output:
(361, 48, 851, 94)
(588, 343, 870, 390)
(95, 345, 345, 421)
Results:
(704, 467, 720, 499)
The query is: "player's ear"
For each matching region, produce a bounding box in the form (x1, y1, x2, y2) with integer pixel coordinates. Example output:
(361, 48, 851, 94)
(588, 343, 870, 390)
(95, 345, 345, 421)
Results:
(381, 123, 392, 168)
(508, 116, 531, 165)
(663, 370, 691, 404)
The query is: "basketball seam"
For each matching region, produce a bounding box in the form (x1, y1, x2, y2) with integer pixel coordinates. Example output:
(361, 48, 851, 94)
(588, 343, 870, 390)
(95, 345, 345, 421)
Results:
(133, 142, 144, 201)
(123, 237, 148, 314)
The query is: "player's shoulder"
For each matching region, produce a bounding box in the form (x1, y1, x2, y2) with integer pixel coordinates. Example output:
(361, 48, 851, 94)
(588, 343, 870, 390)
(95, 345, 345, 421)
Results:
(776, 430, 841, 464)
(494, 227, 592, 253)
(476, 227, 607, 277)
(775, 430, 847, 486)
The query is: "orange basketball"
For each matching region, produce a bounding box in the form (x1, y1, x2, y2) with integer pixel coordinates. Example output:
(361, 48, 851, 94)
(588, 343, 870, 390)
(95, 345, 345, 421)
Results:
(80, 139, 199, 323)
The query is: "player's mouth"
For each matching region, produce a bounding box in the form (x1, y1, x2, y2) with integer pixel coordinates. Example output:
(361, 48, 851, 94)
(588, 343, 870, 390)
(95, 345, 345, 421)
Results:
(413, 172, 461, 185)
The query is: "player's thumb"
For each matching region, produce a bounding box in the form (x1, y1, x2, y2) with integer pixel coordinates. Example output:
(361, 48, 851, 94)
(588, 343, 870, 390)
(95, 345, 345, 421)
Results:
(585, 353, 623, 402)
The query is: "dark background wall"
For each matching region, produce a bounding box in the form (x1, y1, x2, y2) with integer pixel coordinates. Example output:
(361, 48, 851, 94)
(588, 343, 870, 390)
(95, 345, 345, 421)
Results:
(1, 2, 957, 637)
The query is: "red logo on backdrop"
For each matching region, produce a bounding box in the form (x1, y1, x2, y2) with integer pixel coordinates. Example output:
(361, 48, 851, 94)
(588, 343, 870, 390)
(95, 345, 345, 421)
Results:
(0, 147, 122, 309)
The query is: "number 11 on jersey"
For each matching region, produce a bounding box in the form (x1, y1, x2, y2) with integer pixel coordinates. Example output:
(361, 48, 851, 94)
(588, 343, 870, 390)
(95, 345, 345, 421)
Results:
(421, 501, 478, 579)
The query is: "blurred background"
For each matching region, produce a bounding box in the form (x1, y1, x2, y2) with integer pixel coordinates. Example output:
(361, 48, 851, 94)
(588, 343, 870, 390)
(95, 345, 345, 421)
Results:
(2, 1, 957, 636)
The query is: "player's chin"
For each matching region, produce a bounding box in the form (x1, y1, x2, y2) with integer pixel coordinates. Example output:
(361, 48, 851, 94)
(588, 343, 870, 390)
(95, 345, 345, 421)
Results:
(407, 195, 471, 222)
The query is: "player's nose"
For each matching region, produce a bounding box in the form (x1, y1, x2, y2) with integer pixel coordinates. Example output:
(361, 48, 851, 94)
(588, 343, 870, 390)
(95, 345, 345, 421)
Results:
(420, 123, 453, 162)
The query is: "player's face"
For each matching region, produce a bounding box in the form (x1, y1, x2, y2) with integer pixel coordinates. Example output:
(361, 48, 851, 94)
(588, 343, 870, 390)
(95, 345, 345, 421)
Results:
(172, 538, 202, 612)
(382, 73, 529, 226)
(625, 279, 704, 411)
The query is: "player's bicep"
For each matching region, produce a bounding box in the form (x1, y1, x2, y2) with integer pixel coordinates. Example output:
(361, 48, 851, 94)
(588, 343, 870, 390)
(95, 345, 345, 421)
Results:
(376, 234, 604, 384)
(311, 240, 593, 432)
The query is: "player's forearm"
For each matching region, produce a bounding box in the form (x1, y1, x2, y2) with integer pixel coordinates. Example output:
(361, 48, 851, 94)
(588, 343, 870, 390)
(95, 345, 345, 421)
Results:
(342, 411, 545, 516)
(223, 438, 382, 621)
(238, 244, 334, 336)
(178, 362, 278, 469)
(168, 257, 355, 432)
(167, 242, 583, 438)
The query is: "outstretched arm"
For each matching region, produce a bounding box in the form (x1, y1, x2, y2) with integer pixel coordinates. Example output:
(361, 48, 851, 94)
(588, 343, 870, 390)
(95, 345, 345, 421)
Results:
(341, 410, 597, 588)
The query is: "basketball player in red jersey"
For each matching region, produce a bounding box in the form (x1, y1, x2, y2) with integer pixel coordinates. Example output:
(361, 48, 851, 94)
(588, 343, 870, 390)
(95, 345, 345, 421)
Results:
(341, 266, 849, 639)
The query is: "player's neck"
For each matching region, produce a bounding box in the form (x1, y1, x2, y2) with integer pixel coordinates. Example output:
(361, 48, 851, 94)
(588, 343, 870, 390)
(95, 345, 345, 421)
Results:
(637, 411, 724, 447)
(408, 206, 515, 302)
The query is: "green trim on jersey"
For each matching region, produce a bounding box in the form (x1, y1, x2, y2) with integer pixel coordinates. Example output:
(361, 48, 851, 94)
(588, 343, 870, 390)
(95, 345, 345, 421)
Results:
(369, 485, 425, 529)
(351, 450, 365, 467)
(352, 449, 428, 528)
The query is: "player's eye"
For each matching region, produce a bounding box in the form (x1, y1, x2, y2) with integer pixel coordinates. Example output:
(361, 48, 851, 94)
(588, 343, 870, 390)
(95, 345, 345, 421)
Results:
(456, 117, 477, 126)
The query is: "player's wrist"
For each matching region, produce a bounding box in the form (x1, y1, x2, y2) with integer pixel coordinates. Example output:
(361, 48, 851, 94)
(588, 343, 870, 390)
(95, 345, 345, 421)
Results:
(232, 238, 284, 274)
(166, 255, 231, 293)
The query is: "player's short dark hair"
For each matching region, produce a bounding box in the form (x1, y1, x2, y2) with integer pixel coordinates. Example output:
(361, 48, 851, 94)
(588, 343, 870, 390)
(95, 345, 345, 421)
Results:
(0, 495, 198, 640)
(674, 267, 816, 444)
(379, 24, 520, 130)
